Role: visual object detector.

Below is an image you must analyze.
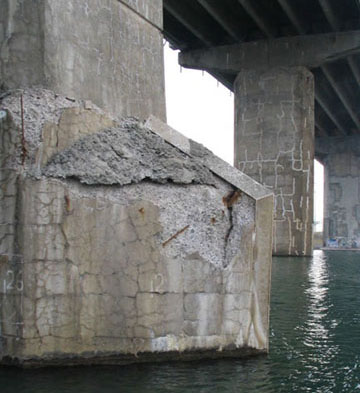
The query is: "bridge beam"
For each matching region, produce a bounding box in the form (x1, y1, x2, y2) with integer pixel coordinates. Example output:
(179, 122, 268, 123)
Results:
(179, 31, 360, 73)
(196, 0, 244, 42)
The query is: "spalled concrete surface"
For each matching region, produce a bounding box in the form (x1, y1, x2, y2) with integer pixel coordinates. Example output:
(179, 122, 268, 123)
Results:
(317, 136, 360, 248)
(234, 67, 314, 256)
(43, 119, 216, 186)
(0, 0, 166, 120)
(0, 89, 273, 366)
(0, 89, 116, 171)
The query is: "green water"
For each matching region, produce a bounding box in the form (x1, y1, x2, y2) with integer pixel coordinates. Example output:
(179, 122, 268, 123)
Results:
(1, 250, 360, 392)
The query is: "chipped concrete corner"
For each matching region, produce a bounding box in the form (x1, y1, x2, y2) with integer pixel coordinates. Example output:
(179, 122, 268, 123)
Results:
(0, 89, 273, 367)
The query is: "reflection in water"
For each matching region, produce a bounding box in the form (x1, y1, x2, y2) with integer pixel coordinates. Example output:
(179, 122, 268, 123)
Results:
(303, 251, 338, 390)
(305, 251, 331, 346)
(1, 251, 360, 392)
(269, 250, 360, 393)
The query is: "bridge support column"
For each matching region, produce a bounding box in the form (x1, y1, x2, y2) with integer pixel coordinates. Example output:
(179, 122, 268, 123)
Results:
(0, 0, 166, 120)
(317, 136, 360, 248)
(178, 32, 358, 256)
(234, 67, 314, 256)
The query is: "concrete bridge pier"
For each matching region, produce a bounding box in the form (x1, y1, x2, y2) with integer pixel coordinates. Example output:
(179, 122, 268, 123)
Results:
(179, 31, 360, 256)
(0, 0, 166, 121)
(317, 136, 360, 248)
(234, 67, 314, 256)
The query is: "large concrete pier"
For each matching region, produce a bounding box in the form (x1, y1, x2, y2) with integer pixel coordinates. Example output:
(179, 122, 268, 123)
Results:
(1, 0, 359, 367)
(317, 136, 360, 248)
(0, 89, 273, 366)
(234, 67, 314, 256)
(179, 31, 360, 255)
(0, 0, 273, 366)
(0, 0, 166, 120)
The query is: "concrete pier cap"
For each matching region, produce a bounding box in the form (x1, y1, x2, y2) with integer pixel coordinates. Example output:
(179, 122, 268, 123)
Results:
(179, 31, 360, 256)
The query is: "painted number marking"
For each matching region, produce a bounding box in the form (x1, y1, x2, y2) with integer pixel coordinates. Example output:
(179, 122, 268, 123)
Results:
(3, 270, 23, 294)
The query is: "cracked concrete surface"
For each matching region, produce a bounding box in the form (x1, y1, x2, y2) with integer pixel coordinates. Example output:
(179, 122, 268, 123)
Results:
(0, 89, 273, 366)
(234, 67, 314, 256)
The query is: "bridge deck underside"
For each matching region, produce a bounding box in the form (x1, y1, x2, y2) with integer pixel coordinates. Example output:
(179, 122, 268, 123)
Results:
(163, 0, 360, 144)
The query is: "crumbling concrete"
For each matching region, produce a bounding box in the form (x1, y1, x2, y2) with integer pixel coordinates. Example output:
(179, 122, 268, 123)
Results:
(0, 89, 273, 366)
(317, 136, 360, 248)
(0, 0, 166, 121)
(43, 120, 216, 186)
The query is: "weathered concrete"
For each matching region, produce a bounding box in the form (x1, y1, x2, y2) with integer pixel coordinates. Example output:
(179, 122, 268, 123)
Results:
(0, 0, 166, 120)
(178, 36, 318, 256)
(235, 67, 314, 256)
(316, 136, 360, 248)
(0, 89, 273, 366)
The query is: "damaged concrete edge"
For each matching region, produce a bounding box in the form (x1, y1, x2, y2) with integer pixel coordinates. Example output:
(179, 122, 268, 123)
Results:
(253, 194, 274, 351)
(1, 347, 267, 368)
(144, 115, 273, 201)
(145, 116, 274, 350)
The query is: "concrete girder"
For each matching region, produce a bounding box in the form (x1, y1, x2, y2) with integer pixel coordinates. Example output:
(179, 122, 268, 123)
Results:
(277, 0, 360, 136)
(315, 89, 348, 136)
(277, 0, 307, 35)
(166, 0, 237, 90)
(321, 64, 360, 130)
(164, 1, 213, 47)
(207, 71, 234, 91)
(236, 0, 343, 139)
(196, 0, 244, 41)
(348, 56, 360, 86)
(318, 0, 341, 31)
(237, 0, 274, 38)
(179, 31, 360, 73)
(317, 0, 360, 131)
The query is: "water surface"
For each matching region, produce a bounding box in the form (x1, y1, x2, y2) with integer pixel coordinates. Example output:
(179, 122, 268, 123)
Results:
(1, 250, 360, 392)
